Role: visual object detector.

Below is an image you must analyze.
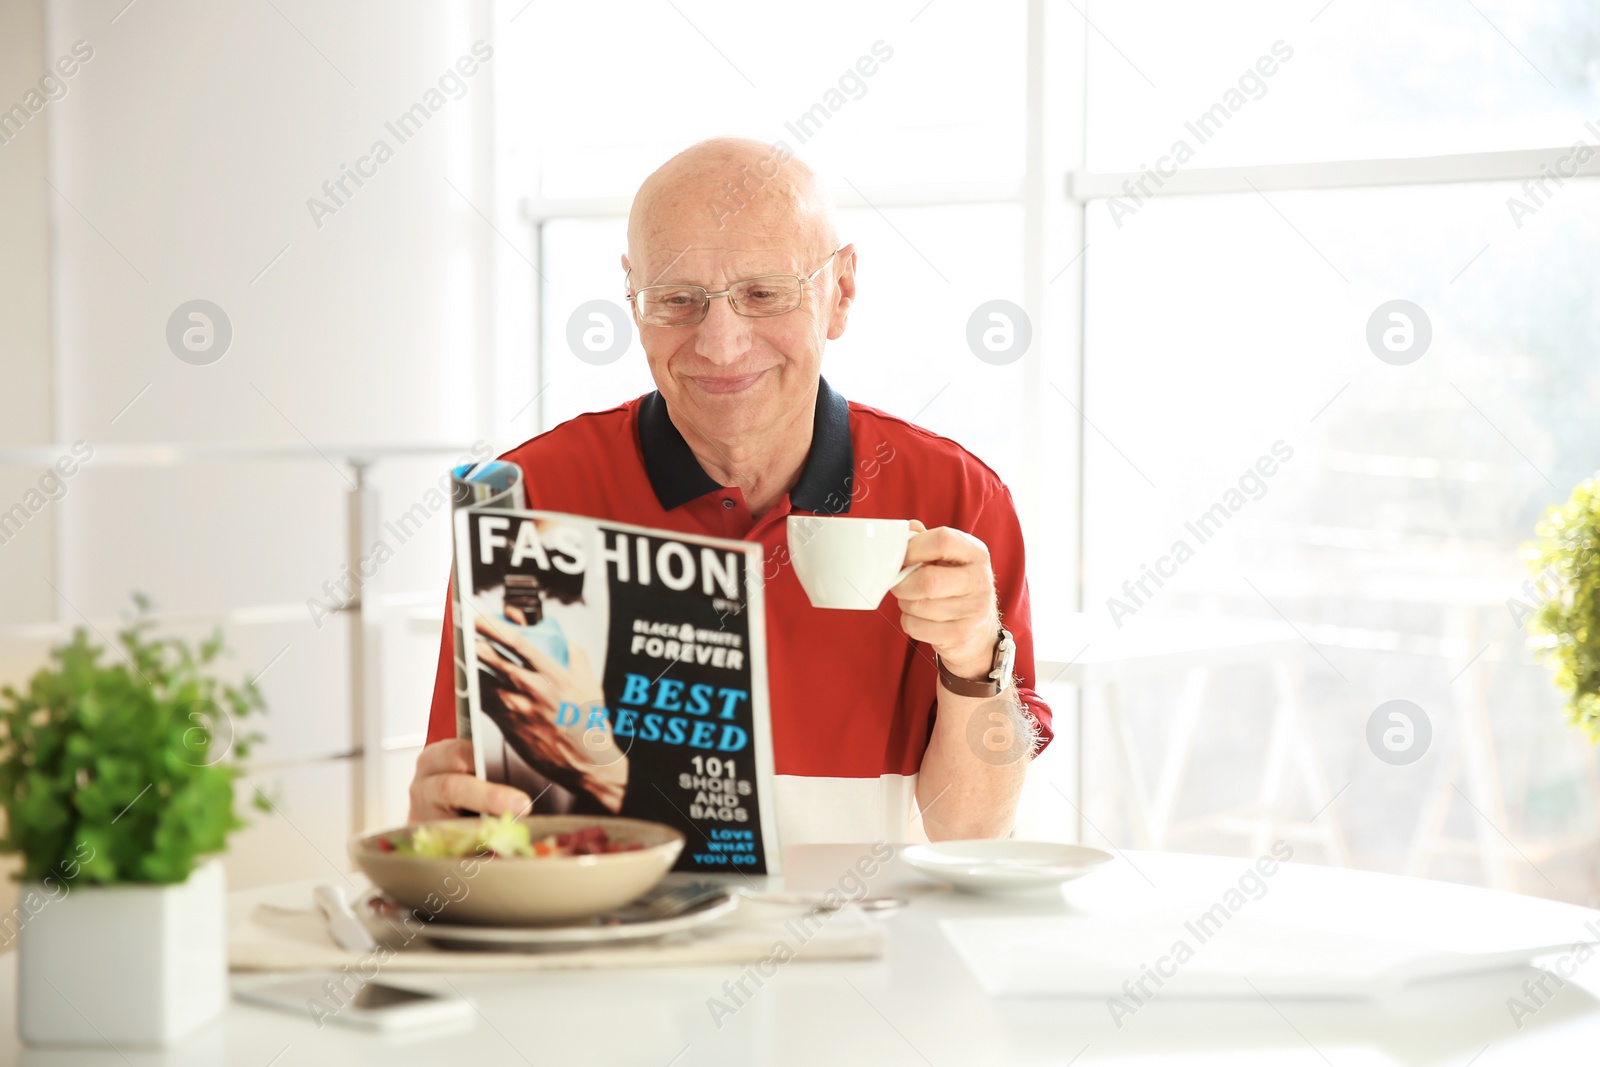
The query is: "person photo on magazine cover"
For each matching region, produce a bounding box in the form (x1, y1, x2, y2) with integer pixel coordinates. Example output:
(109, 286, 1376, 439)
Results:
(467, 538, 631, 815)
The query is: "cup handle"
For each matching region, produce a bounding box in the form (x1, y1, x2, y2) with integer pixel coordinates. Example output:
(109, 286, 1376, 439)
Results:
(892, 525, 925, 590)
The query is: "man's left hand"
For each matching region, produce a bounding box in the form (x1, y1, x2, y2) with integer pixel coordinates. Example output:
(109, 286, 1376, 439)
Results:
(891, 519, 1001, 680)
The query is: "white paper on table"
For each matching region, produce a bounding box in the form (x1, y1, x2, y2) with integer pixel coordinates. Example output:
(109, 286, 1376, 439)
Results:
(940, 909, 1587, 999)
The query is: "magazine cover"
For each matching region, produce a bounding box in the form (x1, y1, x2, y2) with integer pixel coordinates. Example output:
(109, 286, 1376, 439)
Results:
(453, 505, 780, 876)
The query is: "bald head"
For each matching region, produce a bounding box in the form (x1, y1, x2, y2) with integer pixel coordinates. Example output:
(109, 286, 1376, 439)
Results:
(626, 137, 838, 282)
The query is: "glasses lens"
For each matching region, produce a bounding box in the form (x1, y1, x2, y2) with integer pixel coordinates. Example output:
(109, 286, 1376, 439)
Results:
(729, 276, 802, 317)
(638, 287, 706, 326)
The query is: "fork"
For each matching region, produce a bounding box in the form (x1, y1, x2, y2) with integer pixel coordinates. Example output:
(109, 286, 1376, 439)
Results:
(604, 881, 732, 924)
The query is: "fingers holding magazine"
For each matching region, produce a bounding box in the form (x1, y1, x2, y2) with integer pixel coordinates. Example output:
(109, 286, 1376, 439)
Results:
(472, 612, 630, 814)
(406, 738, 533, 822)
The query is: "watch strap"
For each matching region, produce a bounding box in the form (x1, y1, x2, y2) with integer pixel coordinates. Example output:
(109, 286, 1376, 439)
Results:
(935, 629, 1014, 697)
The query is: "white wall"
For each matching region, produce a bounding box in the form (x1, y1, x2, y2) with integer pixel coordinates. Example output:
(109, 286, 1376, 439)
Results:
(44, 1, 494, 446)
(1, 0, 504, 894)
(0, 0, 56, 937)
(0, 0, 57, 631)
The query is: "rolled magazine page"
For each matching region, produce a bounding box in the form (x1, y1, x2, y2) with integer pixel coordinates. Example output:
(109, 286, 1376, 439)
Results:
(449, 461, 526, 740)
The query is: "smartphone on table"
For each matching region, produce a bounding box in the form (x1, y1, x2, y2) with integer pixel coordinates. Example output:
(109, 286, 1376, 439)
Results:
(234, 973, 473, 1033)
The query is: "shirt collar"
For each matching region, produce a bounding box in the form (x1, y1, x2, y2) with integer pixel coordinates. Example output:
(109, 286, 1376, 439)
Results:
(637, 376, 854, 515)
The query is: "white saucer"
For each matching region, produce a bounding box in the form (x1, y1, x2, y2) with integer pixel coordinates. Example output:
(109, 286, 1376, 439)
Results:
(358, 885, 741, 948)
(902, 841, 1113, 893)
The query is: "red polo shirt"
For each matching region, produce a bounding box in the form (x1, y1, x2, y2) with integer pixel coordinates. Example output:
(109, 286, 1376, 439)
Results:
(426, 377, 1052, 842)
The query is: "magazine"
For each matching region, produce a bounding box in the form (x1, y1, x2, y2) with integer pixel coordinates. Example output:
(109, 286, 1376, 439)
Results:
(451, 500, 780, 876)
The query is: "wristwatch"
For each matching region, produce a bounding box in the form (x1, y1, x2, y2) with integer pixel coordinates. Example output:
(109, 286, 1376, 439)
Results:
(935, 627, 1015, 698)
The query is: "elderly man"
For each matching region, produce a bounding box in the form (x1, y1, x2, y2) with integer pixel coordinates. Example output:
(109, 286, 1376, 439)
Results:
(410, 137, 1052, 842)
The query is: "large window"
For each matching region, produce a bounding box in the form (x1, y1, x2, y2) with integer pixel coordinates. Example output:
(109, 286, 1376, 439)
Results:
(500, 0, 1600, 901)
(1076, 1, 1600, 900)
(1082, 182, 1600, 894)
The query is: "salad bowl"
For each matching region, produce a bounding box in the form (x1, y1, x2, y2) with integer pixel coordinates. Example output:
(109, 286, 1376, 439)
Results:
(350, 814, 684, 926)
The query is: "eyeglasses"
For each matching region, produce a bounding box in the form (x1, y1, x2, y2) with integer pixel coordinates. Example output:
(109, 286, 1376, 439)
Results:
(626, 247, 842, 327)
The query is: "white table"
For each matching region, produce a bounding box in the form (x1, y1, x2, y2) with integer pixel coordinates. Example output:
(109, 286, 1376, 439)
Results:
(6, 846, 1600, 1066)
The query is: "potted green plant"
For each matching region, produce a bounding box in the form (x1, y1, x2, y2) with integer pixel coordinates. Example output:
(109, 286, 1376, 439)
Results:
(0, 600, 266, 1047)
(1524, 475, 1600, 738)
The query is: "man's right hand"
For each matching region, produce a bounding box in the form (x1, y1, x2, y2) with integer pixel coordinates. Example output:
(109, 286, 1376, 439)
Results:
(406, 738, 533, 823)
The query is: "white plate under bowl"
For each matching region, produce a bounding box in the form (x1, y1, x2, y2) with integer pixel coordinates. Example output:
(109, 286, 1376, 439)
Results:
(358, 885, 741, 949)
(902, 841, 1113, 893)
(350, 815, 683, 926)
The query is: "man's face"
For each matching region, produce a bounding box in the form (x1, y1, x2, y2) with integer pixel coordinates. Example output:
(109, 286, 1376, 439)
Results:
(625, 219, 853, 441)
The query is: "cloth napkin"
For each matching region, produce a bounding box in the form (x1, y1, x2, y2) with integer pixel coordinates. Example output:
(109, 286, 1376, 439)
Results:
(229, 892, 885, 973)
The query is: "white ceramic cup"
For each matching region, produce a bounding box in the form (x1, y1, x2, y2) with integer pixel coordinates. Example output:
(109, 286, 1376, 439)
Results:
(786, 516, 923, 610)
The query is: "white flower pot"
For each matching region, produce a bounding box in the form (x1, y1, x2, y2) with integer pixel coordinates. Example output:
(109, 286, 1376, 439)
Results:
(18, 858, 227, 1047)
